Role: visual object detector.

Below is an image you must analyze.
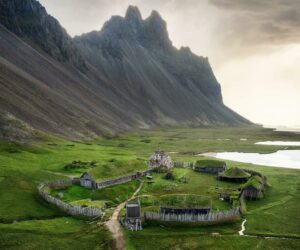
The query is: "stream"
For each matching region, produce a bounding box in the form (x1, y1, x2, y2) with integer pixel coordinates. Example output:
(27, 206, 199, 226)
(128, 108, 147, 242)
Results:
(239, 219, 247, 236)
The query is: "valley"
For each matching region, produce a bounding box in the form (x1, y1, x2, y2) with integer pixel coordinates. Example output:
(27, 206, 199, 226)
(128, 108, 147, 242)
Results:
(0, 127, 299, 249)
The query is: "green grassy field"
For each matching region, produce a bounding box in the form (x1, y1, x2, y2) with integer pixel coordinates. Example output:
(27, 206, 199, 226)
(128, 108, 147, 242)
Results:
(0, 126, 299, 249)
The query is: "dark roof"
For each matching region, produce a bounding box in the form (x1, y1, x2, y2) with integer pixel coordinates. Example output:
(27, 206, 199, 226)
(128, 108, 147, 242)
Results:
(80, 172, 93, 179)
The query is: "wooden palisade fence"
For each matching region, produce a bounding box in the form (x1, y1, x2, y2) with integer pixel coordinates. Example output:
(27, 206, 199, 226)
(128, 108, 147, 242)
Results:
(37, 180, 103, 217)
(143, 207, 240, 223)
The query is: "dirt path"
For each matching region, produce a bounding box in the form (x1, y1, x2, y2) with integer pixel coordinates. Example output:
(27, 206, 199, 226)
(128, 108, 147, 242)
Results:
(105, 181, 144, 250)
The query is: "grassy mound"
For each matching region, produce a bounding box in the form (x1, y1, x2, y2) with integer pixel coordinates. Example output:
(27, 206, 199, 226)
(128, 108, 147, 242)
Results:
(194, 159, 226, 168)
(219, 167, 250, 178)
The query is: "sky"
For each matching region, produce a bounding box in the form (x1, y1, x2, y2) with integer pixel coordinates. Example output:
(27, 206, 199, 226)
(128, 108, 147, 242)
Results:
(39, 0, 300, 127)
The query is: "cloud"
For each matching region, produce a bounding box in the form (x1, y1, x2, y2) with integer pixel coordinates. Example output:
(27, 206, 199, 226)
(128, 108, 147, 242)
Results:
(38, 0, 300, 126)
(210, 0, 300, 48)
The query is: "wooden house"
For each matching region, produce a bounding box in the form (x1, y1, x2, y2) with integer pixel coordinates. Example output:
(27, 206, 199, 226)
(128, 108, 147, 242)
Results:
(125, 200, 142, 231)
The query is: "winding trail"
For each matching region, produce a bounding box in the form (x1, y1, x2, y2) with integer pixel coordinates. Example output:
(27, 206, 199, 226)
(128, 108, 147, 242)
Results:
(105, 181, 144, 250)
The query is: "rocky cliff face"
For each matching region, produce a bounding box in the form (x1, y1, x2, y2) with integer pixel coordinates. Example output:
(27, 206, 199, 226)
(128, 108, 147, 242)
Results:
(0, 0, 85, 68)
(0, 1, 250, 140)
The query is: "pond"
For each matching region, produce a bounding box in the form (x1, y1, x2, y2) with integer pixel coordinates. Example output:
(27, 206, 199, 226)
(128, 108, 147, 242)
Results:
(255, 141, 300, 146)
(201, 150, 300, 169)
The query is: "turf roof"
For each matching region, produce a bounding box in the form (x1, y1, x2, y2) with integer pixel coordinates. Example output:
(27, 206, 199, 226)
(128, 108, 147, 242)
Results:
(218, 167, 250, 178)
(241, 176, 264, 190)
(195, 159, 226, 168)
(159, 194, 211, 209)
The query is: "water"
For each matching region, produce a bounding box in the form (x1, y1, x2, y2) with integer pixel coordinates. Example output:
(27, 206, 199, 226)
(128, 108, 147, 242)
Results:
(202, 150, 300, 169)
(255, 141, 300, 146)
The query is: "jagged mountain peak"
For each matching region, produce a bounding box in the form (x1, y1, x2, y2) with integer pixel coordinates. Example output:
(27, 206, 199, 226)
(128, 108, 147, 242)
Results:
(148, 10, 164, 23)
(0, 1, 250, 140)
(93, 6, 172, 50)
(125, 5, 143, 22)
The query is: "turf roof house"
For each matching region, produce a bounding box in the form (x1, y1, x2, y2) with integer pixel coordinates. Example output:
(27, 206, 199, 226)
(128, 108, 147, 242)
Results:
(194, 160, 227, 174)
(241, 176, 266, 200)
(148, 151, 173, 170)
(217, 167, 251, 183)
(159, 194, 211, 215)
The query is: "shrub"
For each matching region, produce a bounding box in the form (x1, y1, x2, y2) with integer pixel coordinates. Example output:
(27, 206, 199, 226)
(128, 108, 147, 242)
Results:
(64, 160, 98, 170)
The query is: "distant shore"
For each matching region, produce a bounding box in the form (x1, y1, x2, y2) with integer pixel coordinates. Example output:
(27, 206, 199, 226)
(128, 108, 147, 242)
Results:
(263, 125, 300, 134)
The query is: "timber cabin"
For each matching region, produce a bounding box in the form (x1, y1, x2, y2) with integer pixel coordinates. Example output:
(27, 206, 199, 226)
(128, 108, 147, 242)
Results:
(125, 200, 142, 231)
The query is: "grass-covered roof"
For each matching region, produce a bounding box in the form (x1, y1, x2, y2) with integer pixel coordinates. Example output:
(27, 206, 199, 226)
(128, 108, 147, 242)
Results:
(159, 194, 211, 209)
(195, 159, 226, 168)
(241, 176, 264, 190)
(218, 167, 250, 178)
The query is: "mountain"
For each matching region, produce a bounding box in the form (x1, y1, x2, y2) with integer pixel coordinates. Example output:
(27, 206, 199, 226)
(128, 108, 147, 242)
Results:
(0, 0, 250, 140)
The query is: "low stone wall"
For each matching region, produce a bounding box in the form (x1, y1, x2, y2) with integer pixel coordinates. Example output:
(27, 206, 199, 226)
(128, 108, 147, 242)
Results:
(38, 181, 103, 218)
(96, 169, 152, 189)
(144, 207, 240, 223)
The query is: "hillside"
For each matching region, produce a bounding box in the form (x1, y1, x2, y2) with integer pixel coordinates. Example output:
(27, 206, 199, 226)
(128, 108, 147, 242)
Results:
(0, 0, 250, 140)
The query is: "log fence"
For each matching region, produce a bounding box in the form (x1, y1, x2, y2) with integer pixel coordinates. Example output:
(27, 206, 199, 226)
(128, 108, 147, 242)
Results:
(144, 207, 240, 223)
(37, 181, 103, 218)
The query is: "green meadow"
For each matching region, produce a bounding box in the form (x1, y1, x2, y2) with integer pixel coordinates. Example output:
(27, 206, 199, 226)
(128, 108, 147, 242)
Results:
(0, 126, 300, 249)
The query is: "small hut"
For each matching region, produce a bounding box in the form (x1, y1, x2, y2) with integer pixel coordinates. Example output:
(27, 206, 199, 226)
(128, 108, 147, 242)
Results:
(194, 160, 227, 174)
(148, 151, 173, 171)
(217, 167, 251, 183)
(241, 176, 265, 200)
(125, 200, 142, 231)
(79, 172, 96, 188)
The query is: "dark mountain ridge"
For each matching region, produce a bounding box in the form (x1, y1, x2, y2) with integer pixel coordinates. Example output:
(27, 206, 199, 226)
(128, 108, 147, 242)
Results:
(0, 0, 250, 140)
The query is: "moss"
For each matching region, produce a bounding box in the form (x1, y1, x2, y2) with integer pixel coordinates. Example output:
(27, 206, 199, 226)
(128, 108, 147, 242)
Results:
(241, 176, 264, 190)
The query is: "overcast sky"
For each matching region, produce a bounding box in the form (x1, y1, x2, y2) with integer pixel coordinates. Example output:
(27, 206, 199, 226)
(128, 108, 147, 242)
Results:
(39, 0, 300, 127)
